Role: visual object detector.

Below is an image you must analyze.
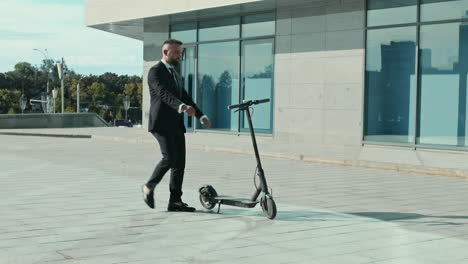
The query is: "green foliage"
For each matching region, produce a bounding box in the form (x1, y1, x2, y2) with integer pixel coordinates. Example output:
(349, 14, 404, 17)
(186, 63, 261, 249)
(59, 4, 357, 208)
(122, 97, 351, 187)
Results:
(0, 60, 143, 123)
(64, 106, 75, 113)
(88, 82, 107, 106)
(0, 89, 21, 114)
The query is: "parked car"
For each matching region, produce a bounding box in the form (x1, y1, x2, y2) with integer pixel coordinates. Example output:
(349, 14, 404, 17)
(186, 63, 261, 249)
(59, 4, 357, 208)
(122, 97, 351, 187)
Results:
(114, 119, 133, 127)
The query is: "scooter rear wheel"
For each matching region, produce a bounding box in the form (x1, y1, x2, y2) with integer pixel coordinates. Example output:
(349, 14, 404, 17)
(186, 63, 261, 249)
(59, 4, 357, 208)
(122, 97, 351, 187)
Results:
(199, 185, 218, 210)
(261, 195, 277, 220)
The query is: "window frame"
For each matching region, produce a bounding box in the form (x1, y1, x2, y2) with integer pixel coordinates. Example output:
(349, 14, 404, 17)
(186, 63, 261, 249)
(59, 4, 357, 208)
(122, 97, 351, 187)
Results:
(363, 0, 468, 151)
(169, 11, 276, 135)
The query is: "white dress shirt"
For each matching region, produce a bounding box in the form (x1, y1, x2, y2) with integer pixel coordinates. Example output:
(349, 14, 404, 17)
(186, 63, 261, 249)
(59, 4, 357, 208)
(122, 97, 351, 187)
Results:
(161, 59, 209, 124)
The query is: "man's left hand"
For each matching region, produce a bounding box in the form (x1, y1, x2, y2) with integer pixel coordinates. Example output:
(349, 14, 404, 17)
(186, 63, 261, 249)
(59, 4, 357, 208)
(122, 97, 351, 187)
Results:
(202, 118, 211, 129)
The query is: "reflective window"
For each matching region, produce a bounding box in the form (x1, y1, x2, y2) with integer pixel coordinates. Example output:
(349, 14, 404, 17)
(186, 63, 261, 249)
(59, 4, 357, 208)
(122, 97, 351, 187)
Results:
(417, 22, 468, 146)
(364, 27, 417, 143)
(242, 13, 275, 38)
(143, 32, 162, 62)
(421, 0, 468, 22)
(170, 22, 197, 43)
(181, 46, 196, 131)
(197, 41, 240, 131)
(199, 17, 240, 41)
(168, 14, 274, 134)
(241, 39, 274, 132)
(367, 0, 417, 27)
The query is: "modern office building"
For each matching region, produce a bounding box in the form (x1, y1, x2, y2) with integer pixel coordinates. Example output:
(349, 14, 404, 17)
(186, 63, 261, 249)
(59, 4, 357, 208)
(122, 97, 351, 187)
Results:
(86, 0, 468, 172)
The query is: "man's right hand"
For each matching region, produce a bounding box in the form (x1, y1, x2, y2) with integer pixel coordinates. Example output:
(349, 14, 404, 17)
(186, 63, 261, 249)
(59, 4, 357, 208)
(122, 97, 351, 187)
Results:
(182, 105, 196, 116)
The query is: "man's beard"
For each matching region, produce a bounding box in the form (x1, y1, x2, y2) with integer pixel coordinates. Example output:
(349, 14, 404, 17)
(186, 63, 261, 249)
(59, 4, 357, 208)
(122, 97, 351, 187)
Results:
(168, 58, 179, 66)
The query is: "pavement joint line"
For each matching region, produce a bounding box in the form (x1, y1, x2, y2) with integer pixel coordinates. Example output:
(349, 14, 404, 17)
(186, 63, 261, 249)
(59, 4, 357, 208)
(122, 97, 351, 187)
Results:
(2, 131, 468, 179)
(0, 132, 91, 138)
(55, 251, 73, 260)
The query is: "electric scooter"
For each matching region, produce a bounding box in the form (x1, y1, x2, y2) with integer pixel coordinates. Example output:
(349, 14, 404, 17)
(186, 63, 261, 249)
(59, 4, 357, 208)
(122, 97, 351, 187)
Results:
(198, 98, 277, 220)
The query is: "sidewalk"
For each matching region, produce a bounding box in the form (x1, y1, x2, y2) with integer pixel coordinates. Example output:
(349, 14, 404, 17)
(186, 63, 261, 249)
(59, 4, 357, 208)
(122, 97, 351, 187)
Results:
(1, 127, 468, 178)
(1, 133, 468, 263)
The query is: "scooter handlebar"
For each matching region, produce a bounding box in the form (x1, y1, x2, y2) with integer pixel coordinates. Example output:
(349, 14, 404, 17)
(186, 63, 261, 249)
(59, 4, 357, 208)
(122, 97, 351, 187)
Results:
(227, 103, 242, 110)
(227, 98, 270, 110)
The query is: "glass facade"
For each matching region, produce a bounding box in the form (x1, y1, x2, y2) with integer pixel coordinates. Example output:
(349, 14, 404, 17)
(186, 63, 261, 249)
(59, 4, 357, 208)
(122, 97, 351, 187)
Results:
(241, 39, 274, 131)
(169, 12, 275, 133)
(418, 22, 468, 146)
(181, 46, 196, 132)
(199, 17, 240, 42)
(242, 13, 275, 38)
(170, 22, 197, 43)
(367, 0, 417, 27)
(421, 0, 468, 22)
(365, 0, 468, 148)
(365, 27, 417, 143)
(197, 42, 239, 131)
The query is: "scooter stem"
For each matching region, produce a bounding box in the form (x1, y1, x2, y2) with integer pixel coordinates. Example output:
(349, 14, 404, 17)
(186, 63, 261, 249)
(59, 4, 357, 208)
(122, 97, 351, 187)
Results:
(245, 107, 270, 201)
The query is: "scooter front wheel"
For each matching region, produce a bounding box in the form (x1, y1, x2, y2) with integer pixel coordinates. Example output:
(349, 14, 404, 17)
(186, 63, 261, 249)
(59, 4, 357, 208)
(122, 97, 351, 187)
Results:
(199, 185, 218, 210)
(261, 195, 277, 220)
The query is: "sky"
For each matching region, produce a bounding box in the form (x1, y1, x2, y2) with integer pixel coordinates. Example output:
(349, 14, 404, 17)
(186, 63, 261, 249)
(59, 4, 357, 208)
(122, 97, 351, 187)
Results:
(0, 0, 143, 76)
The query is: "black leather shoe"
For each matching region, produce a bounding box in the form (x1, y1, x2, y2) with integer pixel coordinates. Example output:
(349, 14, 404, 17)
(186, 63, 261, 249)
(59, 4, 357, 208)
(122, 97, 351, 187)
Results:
(142, 185, 154, 209)
(167, 202, 195, 212)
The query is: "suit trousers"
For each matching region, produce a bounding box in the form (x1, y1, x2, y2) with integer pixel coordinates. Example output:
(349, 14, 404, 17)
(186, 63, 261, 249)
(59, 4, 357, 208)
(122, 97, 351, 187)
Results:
(146, 131, 186, 203)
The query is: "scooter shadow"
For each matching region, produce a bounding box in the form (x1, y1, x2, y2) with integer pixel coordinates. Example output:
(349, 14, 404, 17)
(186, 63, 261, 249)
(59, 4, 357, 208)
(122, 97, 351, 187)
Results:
(195, 209, 468, 225)
(194, 208, 344, 221)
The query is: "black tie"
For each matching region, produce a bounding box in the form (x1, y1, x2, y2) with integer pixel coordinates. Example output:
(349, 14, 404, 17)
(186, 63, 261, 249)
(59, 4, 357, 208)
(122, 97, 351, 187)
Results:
(169, 68, 182, 97)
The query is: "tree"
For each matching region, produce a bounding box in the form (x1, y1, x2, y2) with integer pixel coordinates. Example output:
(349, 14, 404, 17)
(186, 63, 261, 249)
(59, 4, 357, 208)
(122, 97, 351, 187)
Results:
(199, 74, 216, 126)
(250, 64, 273, 79)
(0, 89, 21, 114)
(1, 59, 142, 122)
(87, 82, 106, 107)
(136, 82, 143, 106)
(8, 62, 37, 97)
(215, 71, 233, 128)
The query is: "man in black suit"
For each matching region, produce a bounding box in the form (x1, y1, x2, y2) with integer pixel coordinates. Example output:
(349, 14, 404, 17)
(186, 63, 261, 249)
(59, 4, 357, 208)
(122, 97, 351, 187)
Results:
(142, 39, 211, 212)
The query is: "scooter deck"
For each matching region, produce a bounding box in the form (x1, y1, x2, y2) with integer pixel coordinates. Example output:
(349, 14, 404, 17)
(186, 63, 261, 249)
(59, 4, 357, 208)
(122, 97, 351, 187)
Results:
(214, 196, 258, 208)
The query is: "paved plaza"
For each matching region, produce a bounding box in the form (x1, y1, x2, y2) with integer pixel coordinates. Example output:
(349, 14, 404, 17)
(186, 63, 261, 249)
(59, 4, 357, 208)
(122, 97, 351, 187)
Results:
(2, 133, 468, 264)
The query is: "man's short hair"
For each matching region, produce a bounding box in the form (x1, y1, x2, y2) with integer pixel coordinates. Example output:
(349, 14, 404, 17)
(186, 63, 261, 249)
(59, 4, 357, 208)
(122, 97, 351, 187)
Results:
(163, 39, 183, 46)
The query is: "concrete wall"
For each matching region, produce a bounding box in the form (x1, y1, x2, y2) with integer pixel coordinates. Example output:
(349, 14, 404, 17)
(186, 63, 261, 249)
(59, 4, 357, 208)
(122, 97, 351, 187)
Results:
(142, 18, 170, 130)
(0, 113, 110, 129)
(139, 0, 366, 153)
(274, 0, 365, 148)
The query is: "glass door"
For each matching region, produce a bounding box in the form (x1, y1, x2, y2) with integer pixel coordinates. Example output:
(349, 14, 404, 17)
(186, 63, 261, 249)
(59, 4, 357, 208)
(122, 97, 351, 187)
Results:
(240, 38, 274, 133)
(180, 45, 197, 132)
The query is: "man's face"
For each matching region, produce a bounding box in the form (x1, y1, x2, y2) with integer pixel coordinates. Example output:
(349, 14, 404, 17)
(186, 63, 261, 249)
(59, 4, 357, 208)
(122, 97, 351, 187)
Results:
(164, 44, 183, 66)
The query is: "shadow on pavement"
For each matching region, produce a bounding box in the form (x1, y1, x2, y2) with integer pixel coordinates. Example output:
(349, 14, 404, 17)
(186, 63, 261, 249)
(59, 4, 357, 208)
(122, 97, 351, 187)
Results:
(349, 212, 468, 225)
(190, 209, 468, 225)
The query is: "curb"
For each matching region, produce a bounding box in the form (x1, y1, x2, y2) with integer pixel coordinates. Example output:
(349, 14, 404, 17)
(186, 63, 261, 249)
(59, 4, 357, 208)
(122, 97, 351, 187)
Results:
(0, 132, 91, 139)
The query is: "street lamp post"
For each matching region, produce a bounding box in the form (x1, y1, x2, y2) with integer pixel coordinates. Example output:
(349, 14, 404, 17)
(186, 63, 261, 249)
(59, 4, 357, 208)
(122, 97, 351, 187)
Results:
(56, 58, 65, 113)
(20, 94, 27, 114)
(33, 48, 52, 111)
(52, 88, 58, 113)
(123, 96, 130, 120)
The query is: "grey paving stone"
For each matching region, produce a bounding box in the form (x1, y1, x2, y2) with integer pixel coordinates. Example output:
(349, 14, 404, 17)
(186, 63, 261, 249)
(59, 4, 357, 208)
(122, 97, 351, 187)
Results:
(2, 135, 468, 264)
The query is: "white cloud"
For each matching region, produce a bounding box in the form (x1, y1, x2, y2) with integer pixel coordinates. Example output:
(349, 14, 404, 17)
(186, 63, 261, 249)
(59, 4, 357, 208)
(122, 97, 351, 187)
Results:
(0, 0, 143, 75)
(66, 55, 139, 67)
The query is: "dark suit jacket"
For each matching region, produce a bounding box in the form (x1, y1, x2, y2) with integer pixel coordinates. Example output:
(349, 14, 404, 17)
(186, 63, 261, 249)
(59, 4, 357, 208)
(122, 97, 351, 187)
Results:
(147, 61, 203, 133)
